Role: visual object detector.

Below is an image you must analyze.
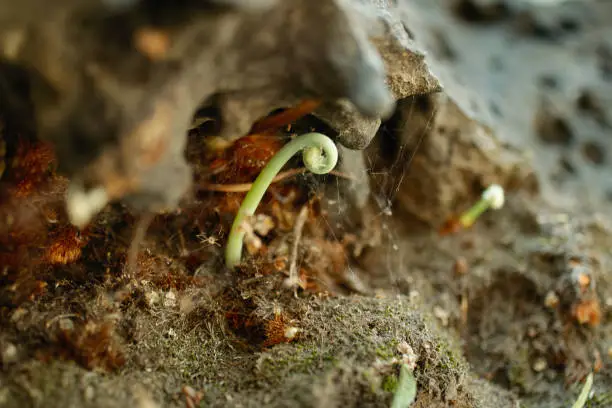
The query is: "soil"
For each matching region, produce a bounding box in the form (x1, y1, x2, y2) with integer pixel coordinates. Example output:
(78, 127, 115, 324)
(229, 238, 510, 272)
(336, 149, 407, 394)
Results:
(1, 1, 612, 408)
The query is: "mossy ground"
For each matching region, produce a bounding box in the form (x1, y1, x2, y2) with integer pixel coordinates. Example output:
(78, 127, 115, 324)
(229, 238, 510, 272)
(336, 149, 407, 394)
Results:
(0, 292, 518, 408)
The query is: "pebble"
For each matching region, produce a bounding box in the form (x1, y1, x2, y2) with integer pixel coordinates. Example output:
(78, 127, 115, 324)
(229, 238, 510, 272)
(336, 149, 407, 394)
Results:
(453, 257, 469, 276)
(164, 291, 177, 308)
(544, 291, 559, 308)
(433, 306, 450, 327)
(1, 343, 18, 365)
(84, 386, 95, 401)
(532, 358, 547, 372)
(146, 291, 160, 307)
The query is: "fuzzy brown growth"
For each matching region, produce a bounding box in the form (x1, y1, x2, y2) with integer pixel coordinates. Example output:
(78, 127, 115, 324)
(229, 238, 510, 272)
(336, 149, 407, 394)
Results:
(9, 139, 56, 197)
(2, 138, 66, 207)
(211, 135, 284, 183)
(45, 226, 85, 265)
(8, 278, 48, 305)
(54, 320, 126, 371)
(135, 251, 205, 291)
(12, 139, 55, 175)
(12, 177, 37, 197)
(263, 312, 298, 348)
(572, 298, 601, 327)
(439, 217, 463, 236)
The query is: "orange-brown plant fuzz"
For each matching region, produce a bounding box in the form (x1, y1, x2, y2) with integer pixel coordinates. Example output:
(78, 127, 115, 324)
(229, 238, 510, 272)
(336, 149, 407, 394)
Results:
(572, 298, 602, 327)
(263, 310, 299, 348)
(11, 138, 56, 176)
(53, 320, 126, 372)
(439, 217, 463, 236)
(8, 138, 57, 197)
(12, 177, 38, 198)
(45, 226, 86, 265)
(215, 134, 284, 183)
(195, 133, 285, 187)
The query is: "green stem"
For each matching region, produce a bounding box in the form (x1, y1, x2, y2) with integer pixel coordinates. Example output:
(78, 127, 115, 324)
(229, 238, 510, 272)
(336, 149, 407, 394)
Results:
(459, 199, 491, 228)
(572, 373, 593, 408)
(225, 132, 338, 268)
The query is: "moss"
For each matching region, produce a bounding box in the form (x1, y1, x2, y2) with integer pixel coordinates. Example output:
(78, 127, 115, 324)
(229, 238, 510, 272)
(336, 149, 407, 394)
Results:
(375, 346, 396, 360)
(587, 391, 612, 407)
(382, 374, 399, 393)
(257, 345, 336, 382)
(434, 340, 463, 371)
(506, 346, 533, 392)
(0, 295, 510, 408)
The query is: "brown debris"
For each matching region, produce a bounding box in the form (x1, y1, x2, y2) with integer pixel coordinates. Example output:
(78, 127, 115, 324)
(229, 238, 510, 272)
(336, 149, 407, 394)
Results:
(287, 206, 309, 290)
(7, 138, 58, 198)
(10, 279, 48, 304)
(439, 218, 463, 236)
(134, 28, 171, 61)
(135, 251, 204, 291)
(453, 257, 469, 276)
(214, 134, 284, 183)
(53, 319, 126, 372)
(11, 138, 56, 179)
(181, 385, 204, 408)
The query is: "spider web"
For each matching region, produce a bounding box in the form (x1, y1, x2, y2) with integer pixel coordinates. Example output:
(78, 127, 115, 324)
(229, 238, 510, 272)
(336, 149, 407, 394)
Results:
(296, 96, 438, 292)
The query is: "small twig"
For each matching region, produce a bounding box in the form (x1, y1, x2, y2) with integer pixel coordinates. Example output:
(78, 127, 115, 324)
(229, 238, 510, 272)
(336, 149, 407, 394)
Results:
(250, 99, 321, 134)
(286, 206, 309, 294)
(329, 170, 358, 181)
(200, 168, 356, 193)
(45, 313, 81, 329)
(126, 212, 154, 280)
(201, 168, 307, 192)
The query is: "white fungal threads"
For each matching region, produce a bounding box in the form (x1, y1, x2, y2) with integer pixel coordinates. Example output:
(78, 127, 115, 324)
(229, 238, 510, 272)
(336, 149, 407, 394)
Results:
(66, 184, 110, 229)
(482, 184, 505, 209)
(284, 326, 300, 341)
(459, 183, 506, 228)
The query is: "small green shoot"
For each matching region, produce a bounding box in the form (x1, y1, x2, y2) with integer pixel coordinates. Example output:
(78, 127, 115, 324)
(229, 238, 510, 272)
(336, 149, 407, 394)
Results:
(225, 132, 338, 268)
(458, 183, 505, 228)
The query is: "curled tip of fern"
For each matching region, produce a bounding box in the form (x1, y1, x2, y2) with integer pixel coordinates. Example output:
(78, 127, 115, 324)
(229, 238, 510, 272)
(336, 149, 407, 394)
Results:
(225, 132, 338, 268)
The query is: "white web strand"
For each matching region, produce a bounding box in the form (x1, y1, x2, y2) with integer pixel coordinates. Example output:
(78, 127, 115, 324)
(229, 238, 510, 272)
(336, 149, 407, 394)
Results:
(297, 97, 437, 294)
(366, 98, 438, 291)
